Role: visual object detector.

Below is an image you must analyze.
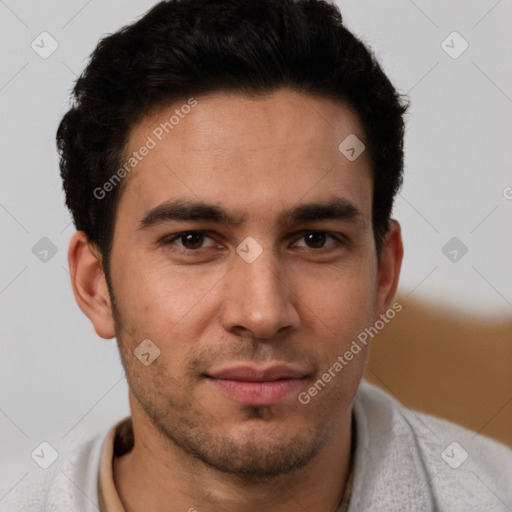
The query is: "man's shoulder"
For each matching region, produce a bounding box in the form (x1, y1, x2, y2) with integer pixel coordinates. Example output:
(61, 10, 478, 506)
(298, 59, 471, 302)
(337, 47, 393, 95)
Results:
(0, 428, 108, 512)
(354, 380, 512, 510)
(401, 403, 512, 506)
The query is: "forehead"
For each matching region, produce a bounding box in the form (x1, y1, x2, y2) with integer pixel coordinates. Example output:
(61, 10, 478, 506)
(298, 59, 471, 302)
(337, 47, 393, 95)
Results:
(116, 89, 372, 227)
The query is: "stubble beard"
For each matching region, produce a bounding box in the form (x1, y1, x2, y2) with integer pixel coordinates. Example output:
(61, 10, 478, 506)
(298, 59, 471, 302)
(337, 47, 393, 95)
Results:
(110, 292, 348, 481)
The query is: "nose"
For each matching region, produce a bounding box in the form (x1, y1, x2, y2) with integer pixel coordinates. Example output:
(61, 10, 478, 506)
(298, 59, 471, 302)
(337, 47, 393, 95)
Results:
(220, 245, 300, 340)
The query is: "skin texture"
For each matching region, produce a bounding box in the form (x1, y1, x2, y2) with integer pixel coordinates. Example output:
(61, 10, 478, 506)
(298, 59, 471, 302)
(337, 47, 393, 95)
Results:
(68, 88, 403, 512)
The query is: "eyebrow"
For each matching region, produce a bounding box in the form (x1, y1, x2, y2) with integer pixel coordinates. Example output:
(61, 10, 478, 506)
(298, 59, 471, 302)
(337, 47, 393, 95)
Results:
(137, 197, 365, 231)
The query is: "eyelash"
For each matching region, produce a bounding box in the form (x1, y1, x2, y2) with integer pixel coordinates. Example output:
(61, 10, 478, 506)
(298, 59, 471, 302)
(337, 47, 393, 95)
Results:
(162, 230, 347, 255)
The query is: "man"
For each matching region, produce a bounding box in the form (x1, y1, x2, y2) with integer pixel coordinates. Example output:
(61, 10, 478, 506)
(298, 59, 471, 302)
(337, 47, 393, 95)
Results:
(5, 0, 512, 510)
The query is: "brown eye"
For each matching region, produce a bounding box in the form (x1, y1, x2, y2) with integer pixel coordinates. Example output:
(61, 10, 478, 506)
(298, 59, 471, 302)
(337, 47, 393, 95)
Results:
(293, 231, 350, 254)
(165, 231, 216, 251)
(294, 231, 341, 250)
(304, 232, 328, 249)
(179, 232, 205, 249)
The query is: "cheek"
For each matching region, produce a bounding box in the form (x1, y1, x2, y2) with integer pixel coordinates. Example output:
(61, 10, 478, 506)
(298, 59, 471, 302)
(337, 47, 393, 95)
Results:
(111, 257, 228, 384)
(113, 252, 222, 328)
(298, 255, 377, 322)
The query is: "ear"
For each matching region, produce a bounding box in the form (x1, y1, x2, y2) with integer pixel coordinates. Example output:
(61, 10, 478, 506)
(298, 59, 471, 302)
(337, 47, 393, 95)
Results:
(67, 231, 116, 339)
(374, 220, 403, 318)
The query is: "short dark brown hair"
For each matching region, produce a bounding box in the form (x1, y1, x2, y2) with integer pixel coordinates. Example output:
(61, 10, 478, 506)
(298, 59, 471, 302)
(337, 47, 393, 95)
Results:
(57, 0, 408, 288)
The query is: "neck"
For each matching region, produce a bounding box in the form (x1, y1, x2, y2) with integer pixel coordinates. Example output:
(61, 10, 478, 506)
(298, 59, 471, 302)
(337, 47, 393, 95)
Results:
(113, 400, 354, 512)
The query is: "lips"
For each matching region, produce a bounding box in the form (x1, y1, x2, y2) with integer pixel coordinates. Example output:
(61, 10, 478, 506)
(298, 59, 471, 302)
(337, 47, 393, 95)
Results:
(205, 364, 308, 405)
(208, 364, 306, 381)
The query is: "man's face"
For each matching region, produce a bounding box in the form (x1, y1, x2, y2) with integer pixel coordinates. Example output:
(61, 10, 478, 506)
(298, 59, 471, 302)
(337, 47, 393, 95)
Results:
(108, 88, 382, 476)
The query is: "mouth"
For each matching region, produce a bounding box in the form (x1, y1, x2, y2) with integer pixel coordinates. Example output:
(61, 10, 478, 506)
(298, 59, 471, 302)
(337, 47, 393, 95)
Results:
(205, 364, 309, 406)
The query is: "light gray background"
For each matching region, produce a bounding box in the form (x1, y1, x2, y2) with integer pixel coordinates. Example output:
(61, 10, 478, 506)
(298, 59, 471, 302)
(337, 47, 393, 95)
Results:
(1, 0, 511, 499)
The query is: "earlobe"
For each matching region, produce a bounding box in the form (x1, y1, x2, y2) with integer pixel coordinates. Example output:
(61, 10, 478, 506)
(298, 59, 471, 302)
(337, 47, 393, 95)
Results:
(67, 231, 116, 339)
(375, 220, 404, 316)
